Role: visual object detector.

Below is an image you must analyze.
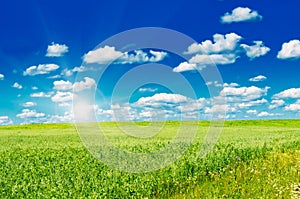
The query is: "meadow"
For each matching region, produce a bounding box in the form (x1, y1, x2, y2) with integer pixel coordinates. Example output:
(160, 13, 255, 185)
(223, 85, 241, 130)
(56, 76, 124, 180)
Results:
(0, 120, 299, 198)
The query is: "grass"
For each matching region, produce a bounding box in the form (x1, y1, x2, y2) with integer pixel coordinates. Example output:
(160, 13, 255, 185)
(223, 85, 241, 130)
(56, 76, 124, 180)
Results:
(0, 120, 299, 198)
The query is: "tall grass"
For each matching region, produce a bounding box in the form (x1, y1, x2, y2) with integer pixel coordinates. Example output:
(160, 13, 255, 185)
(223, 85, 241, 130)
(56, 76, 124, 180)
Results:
(0, 120, 299, 198)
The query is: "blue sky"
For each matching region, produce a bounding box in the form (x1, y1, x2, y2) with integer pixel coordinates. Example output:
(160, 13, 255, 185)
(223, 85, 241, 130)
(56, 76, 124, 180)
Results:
(1, 0, 300, 125)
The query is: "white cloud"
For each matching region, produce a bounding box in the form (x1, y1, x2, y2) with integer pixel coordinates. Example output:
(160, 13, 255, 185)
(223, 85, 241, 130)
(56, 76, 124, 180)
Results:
(221, 7, 262, 24)
(12, 82, 22, 89)
(237, 98, 268, 108)
(174, 53, 238, 72)
(277, 40, 300, 60)
(32, 86, 38, 90)
(23, 64, 59, 76)
(138, 87, 158, 92)
(0, 116, 8, 120)
(223, 82, 239, 87)
(241, 41, 270, 59)
(73, 77, 96, 92)
(131, 93, 208, 120)
(149, 50, 167, 62)
(185, 33, 242, 54)
(273, 88, 300, 99)
(269, 99, 285, 109)
(0, 74, 4, 80)
(51, 91, 73, 102)
(52, 77, 95, 93)
(30, 92, 53, 98)
(47, 75, 61, 79)
(47, 111, 73, 123)
(0, 116, 13, 126)
(83, 46, 167, 64)
(16, 109, 45, 119)
(284, 100, 300, 111)
(249, 75, 267, 82)
(257, 111, 275, 117)
(220, 86, 269, 101)
(46, 42, 69, 57)
(136, 93, 189, 106)
(93, 93, 208, 121)
(177, 98, 206, 112)
(174, 32, 269, 73)
(84, 45, 123, 64)
(61, 66, 87, 77)
(205, 81, 223, 87)
(61, 69, 72, 77)
(189, 53, 237, 65)
(173, 62, 198, 72)
(53, 80, 73, 91)
(58, 102, 71, 107)
(22, 102, 37, 107)
(119, 50, 150, 64)
(204, 104, 230, 114)
(246, 109, 257, 114)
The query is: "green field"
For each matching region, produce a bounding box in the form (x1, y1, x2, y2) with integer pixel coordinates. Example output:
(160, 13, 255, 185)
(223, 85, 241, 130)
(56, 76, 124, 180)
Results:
(0, 120, 299, 198)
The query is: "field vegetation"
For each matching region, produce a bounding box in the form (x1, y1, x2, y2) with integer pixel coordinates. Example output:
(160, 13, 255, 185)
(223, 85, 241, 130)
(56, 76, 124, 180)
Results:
(0, 120, 299, 198)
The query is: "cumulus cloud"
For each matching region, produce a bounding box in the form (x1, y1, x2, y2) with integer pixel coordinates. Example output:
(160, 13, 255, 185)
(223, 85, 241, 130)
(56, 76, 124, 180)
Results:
(0, 116, 13, 126)
(257, 111, 275, 117)
(246, 109, 257, 114)
(61, 66, 87, 77)
(174, 54, 238, 72)
(149, 50, 168, 62)
(94, 93, 208, 121)
(223, 82, 240, 87)
(241, 41, 270, 59)
(173, 62, 198, 72)
(284, 100, 300, 111)
(185, 33, 242, 54)
(16, 109, 45, 119)
(221, 7, 262, 24)
(174, 33, 269, 72)
(84, 46, 123, 64)
(138, 87, 158, 92)
(73, 77, 96, 92)
(273, 88, 300, 99)
(53, 77, 96, 93)
(30, 92, 53, 98)
(136, 93, 189, 106)
(189, 53, 237, 65)
(204, 104, 230, 114)
(22, 102, 37, 107)
(53, 80, 73, 91)
(277, 40, 300, 59)
(237, 98, 268, 108)
(51, 91, 73, 102)
(46, 42, 69, 57)
(0, 74, 4, 80)
(47, 111, 74, 123)
(205, 81, 223, 87)
(269, 99, 285, 109)
(220, 86, 269, 101)
(249, 75, 267, 82)
(47, 75, 61, 79)
(31, 86, 38, 90)
(83, 46, 167, 64)
(12, 82, 22, 89)
(23, 64, 59, 76)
